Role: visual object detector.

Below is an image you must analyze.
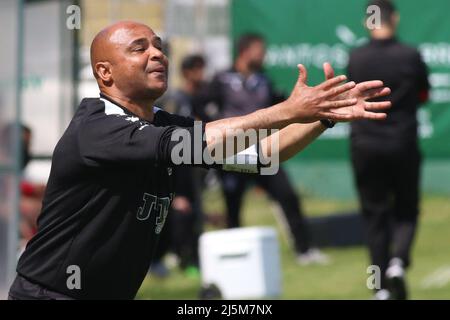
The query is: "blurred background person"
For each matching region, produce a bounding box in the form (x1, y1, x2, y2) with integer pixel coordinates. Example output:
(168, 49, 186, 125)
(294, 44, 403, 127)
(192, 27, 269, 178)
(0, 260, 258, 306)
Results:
(151, 54, 221, 277)
(17, 125, 45, 247)
(209, 33, 329, 265)
(347, 0, 430, 300)
(167, 54, 212, 275)
(1, 124, 45, 251)
(171, 54, 219, 122)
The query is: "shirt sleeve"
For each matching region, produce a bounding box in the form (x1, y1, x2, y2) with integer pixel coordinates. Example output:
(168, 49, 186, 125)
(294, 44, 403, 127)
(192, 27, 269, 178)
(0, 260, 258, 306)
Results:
(221, 144, 260, 174)
(415, 51, 430, 103)
(78, 104, 262, 173)
(78, 113, 181, 168)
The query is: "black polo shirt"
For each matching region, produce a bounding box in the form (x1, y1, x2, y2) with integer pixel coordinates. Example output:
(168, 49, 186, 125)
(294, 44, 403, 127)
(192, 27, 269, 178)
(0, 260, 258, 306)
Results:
(15, 94, 206, 299)
(14, 93, 262, 299)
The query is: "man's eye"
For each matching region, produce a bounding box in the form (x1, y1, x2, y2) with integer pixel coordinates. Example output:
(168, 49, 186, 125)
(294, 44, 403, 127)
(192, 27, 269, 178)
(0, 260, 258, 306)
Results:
(134, 47, 145, 52)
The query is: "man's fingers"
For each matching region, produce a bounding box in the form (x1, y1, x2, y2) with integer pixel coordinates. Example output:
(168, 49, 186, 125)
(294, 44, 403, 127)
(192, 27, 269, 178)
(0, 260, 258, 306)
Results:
(320, 112, 354, 121)
(321, 110, 387, 122)
(323, 98, 357, 109)
(324, 81, 356, 98)
(355, 80, 384, 92)
(297, 64, 308, 86)
(361, 111, 387, 120)
(318, 75, 348, 90)
(323, 62, 334, 80)
(364, 101, 392, 111)
(362, 87, 391, 100)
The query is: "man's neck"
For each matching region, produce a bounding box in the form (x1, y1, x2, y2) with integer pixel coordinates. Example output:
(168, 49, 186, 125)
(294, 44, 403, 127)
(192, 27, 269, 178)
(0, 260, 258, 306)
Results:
(234, 58, 252, 78)
(370, 26, 395, 40)
(101, 90, 155, 122)
(182, 81, 199, 95)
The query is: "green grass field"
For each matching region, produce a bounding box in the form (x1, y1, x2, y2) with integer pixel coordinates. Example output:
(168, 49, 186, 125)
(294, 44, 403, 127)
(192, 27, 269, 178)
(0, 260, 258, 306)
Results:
(136, 188, 450, 300)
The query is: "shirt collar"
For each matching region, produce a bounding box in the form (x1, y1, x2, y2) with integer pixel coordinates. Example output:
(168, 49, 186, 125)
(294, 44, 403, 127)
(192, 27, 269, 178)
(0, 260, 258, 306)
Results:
(99, 92, 159, 122)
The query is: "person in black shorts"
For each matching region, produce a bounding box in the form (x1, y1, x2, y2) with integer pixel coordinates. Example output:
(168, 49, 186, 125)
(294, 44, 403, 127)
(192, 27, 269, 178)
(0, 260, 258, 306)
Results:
(9, 21, 391, 299)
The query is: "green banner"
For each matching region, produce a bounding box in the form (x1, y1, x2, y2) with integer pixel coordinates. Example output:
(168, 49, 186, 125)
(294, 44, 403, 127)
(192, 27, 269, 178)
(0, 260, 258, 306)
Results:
(231, 0, 450, 160)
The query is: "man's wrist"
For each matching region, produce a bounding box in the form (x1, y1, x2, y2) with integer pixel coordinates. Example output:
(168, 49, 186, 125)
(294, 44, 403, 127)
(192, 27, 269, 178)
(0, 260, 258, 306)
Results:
(320, 119, 336, 129)
(268, 102, 295, 129)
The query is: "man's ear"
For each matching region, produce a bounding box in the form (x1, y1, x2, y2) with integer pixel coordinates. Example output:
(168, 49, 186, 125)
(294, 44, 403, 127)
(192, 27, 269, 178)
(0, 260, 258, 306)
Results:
(95, 61, 113, 84)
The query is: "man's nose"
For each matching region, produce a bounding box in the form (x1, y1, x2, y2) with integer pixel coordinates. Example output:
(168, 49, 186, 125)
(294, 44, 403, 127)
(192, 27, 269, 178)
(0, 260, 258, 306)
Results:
(149, 46, 164, 60)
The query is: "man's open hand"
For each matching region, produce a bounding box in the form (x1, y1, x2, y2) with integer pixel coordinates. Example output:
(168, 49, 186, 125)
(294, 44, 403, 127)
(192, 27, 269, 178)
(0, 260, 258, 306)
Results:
(285, 64, 358, 123)
(322, 62, 391, 121)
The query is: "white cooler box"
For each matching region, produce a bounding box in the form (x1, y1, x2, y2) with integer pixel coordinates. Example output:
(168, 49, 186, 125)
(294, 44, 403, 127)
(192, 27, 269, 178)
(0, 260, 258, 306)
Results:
(199, 226, 281, 299)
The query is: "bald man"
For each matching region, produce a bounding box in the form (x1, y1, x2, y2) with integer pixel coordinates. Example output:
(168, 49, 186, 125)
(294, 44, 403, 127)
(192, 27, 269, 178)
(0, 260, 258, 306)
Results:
(9, 21, 391, 300)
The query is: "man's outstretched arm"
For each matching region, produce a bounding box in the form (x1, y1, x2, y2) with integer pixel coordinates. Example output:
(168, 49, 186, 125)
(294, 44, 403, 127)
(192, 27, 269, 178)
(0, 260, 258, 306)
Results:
(204, 64, 358, 158)
(205, 63, 391, 162)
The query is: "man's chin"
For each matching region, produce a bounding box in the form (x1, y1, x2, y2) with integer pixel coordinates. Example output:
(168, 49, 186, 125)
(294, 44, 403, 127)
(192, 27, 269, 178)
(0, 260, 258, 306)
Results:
(147, 85, 167, 100)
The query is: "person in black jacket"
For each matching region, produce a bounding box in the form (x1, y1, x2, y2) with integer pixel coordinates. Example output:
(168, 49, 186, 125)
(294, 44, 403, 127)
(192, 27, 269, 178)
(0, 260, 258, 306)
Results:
(167, 54, 211, 273)
(210, 34, 328, 264)
(9, 21, 390, 299)
(347, 0, 430, 300)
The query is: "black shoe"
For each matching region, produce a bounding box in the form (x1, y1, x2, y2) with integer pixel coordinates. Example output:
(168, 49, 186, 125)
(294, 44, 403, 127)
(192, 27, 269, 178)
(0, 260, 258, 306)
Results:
(387, 275, 407, 300)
